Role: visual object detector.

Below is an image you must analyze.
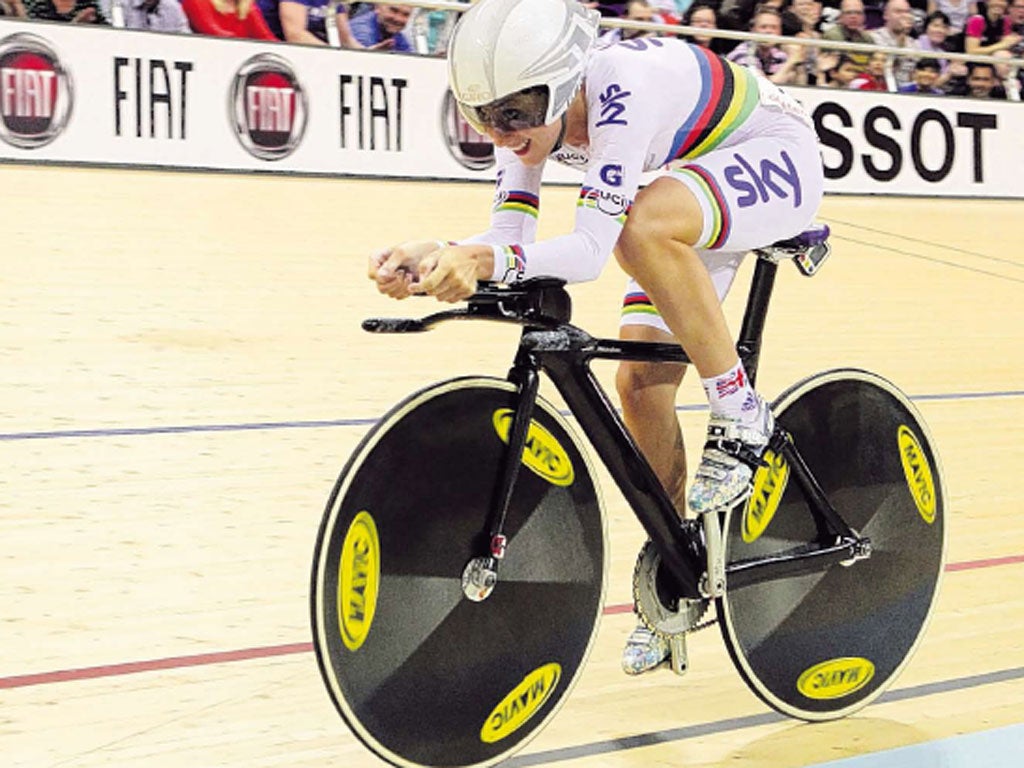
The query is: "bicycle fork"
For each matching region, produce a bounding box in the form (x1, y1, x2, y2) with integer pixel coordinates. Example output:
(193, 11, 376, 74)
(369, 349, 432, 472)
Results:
(460, 355, 541, 602)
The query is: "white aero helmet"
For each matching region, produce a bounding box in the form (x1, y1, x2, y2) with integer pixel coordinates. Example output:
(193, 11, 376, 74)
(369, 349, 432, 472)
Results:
(448, 0, 601, 132)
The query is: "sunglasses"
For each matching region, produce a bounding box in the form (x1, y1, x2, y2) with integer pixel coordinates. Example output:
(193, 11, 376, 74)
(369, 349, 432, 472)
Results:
(458, 86, 550, 134)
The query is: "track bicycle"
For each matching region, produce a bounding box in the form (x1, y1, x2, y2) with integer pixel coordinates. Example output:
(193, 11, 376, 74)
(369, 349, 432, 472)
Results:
(310, 224, 947, 768)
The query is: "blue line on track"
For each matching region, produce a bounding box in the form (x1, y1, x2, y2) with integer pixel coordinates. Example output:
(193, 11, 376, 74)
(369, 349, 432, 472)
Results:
(506, 667, 1024, 766)
(1, 390, 1022, 443)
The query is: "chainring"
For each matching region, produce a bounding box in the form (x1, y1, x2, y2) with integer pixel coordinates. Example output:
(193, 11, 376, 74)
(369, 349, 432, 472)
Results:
(632, 539, 713, 639)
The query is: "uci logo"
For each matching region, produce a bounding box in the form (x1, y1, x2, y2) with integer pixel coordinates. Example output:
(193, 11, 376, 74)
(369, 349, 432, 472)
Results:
(742, 450, 788, 543)
(480, 663, 561, 743)
(337, 510, 380, 651)
(578, 186, 631, 218)
(724, 150, 803, 209)
(797, 657, 875, 700)
(492, 409, 574, 487)
(897, 425, 937, 524)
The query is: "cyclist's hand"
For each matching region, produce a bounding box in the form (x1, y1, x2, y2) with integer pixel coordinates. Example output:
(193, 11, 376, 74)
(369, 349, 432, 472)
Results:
(369, 240, 446, 299)
(412, 245, 494, 303)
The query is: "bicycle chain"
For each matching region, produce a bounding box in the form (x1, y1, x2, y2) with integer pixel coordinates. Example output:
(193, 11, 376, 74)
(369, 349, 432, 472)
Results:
(631, 539, 715, 640)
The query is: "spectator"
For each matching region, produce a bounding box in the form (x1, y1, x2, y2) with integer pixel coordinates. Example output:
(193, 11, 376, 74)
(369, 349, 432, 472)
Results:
(258, 0, 361, 46)
(963, 0, 1021, 55)
(898, 56, 945, 91)
(789, 0, 828, 84)
(1009, 0, 1024, 54)
(871, 0, 917, 88)
(916, 11, 954, 85)
(822, 51, 864, 84)
(950, 60, 1003, 95)
(26, 0, 108, 21)
(726, 5, 803, 83)
(719, 0, 802, 37)
(26, 0, 108, 20)
(101, 0, 191, 31)
(0, 0, 27, 15)
(647, 0, 687, 23)
(823, 0, 875, 69)
(681, 3, 724, 51)
(926, 0, 976, 50)
(791, 0, 824, 34)
(182, 0, 277, 39)
(599, 0, 659, 43)
(993, 48, 1023, 98)
(849, 48, 891, 87)
(349, 3, 414, 51)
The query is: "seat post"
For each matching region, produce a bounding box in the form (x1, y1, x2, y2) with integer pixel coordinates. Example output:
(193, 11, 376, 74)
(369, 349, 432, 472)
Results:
(735, 252, 780, 388)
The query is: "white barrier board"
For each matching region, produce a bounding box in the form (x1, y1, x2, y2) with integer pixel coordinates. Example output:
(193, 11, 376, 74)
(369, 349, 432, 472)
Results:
(1, 19, 1020, 197)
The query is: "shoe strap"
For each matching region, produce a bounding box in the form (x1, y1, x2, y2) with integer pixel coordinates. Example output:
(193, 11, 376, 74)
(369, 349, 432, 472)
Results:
(703, 422, 769, 470)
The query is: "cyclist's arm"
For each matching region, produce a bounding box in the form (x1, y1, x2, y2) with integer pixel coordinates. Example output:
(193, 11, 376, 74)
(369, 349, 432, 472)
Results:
(486, 136, 648, 285)
(458, 149, 544, 247)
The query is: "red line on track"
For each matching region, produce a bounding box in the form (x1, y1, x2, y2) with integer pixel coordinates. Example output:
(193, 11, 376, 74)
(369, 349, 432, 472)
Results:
(944, 554, 1024, 572)
(2, 554, 1020, 691)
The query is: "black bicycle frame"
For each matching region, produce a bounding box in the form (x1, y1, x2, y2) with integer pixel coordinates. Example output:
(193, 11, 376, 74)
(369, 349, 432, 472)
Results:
(495, 257, 863, 601)
(365, 255, 867, 602)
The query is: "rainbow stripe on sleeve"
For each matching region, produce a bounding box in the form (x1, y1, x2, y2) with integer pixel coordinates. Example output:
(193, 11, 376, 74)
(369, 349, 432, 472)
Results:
(577, 186, 632, 226)
(667, 48, 760, 162)
(497, 244, 527, 281)
(494, 191, 540, 218)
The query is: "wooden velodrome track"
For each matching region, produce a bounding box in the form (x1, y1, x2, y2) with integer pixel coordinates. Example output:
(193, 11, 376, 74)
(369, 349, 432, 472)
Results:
(2, 162, 1023, 768)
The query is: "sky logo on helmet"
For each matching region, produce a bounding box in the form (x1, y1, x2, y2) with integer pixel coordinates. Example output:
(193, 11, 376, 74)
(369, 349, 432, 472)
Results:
(0, 34, 73, 149)
(441, 89, 494, 171)
(229, 54, 307, 161)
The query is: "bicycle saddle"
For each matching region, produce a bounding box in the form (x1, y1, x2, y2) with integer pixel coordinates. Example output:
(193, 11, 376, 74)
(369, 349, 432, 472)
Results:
(768, 222, 831, 251)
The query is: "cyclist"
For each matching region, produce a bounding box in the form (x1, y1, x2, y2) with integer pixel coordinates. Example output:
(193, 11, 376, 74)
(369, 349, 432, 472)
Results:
(369, 0, 824, 674)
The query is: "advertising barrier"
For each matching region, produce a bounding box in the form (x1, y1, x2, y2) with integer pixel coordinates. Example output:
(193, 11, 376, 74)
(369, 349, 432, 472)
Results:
(1, 19, 1021, 197)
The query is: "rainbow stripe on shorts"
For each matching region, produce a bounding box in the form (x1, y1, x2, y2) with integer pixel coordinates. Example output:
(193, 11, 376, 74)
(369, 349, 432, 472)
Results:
(673, 163, 731, 250)
(621, 290, 659, 320)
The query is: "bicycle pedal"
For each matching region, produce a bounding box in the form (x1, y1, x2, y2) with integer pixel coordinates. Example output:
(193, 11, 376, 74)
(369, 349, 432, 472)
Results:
(668, 634, 689, 677)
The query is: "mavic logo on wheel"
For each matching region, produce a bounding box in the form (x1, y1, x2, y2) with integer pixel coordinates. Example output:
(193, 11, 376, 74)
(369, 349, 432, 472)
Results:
(480, 663, 561, 743)
(796, 657, 875, 700)
(742, 449, 788, 543)
(492, 409, 574, 486)
(897, 425, 937, 524)
(337, 510, 380, 651)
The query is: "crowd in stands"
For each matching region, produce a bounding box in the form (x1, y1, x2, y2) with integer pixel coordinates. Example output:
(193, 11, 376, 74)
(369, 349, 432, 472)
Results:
(0, 0, 1021, 99)
(596, 0, 1023, 98)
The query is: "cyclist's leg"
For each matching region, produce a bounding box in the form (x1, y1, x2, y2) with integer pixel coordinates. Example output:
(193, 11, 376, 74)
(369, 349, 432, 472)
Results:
(616, 125, 823, 514)
(614, 260, 745, 518)
(616, 262, 742, 676)
(614, 325, 689, 515)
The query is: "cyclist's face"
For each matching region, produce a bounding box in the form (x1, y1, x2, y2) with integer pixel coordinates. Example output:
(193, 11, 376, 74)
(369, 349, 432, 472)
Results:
(483, 119, 563, 167)
(460, 88, 549, 135)
(459, 88, 561, 166)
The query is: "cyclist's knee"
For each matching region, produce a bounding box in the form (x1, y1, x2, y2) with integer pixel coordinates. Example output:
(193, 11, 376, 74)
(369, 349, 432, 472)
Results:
(615, 360, 686, 411)
(618, 179, 702, 272)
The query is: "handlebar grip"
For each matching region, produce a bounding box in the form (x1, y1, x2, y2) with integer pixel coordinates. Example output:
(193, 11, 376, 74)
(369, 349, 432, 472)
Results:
(362, 318, 428, 333)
